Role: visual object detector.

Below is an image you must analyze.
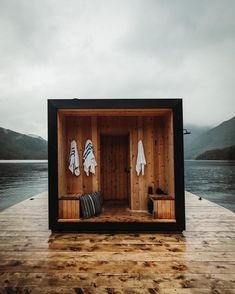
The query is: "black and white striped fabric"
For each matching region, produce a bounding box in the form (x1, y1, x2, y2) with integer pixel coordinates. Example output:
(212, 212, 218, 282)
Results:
(68, 140, 80, 176)
(83, 139, 97, 176)
(80, 192, 102, 219)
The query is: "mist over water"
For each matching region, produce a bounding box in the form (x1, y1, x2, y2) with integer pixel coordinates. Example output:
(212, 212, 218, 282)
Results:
(0, 160, 234, 212)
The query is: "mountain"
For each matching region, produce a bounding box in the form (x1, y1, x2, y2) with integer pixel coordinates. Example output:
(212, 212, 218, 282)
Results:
(27, 133, 45, 140)
(184, 116, 235, 159)
(184, 124, 211, 152)
(0, 127, 47, 159)
(196, 145, 235, 160)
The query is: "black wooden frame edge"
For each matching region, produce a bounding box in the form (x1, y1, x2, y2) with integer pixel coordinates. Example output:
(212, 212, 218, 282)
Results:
(48, 98, 185, 232)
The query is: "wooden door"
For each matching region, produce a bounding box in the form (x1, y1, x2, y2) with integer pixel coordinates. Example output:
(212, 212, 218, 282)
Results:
(101, 135, 129, 202)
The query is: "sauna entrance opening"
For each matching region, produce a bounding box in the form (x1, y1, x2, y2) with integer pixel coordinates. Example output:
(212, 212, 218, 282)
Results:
(100, 135, 130, 211)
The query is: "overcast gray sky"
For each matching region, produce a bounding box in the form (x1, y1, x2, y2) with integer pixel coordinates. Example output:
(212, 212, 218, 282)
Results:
(0, 0, 234, 138)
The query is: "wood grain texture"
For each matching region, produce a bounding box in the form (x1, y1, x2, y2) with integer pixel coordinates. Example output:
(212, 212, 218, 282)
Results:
(100, 135, 129, 201)
(0, 191, 234, 293)
(58, 111, 175, 216)
(59, 199, 80, 219)
(59, 108, 172, 116)
(57, 112, 66, 197)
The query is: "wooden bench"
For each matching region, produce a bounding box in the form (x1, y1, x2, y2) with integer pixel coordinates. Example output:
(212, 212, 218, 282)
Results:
(148, 194, 175, 219)
(59, 196, 81, 220)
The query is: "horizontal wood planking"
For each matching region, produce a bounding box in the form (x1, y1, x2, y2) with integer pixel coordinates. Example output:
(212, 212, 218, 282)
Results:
(58, 108, 172, 116)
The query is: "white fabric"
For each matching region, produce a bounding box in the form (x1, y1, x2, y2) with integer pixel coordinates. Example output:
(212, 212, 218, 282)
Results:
(136, 140, 146, 176)
(69, 140, 80, 176)
(83, 139, 97, 176)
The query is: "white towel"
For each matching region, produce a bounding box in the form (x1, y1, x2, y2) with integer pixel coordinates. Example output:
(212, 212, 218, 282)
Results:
(69, 140, 80, 176)
(83, 139, 97, 176)
(136, 140, 146, 176)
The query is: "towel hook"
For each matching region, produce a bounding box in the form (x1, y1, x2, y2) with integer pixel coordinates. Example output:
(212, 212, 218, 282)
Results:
(183, 128, 191, 135)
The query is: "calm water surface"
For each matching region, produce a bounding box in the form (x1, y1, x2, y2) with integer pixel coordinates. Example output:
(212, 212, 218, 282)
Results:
(0, 160, 234, 212)
(0, 160, 48, 211)
(185, 160, 235, 212)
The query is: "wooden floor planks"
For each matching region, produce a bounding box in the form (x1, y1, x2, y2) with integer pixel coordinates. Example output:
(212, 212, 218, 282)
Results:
(0, 191, 234, 293)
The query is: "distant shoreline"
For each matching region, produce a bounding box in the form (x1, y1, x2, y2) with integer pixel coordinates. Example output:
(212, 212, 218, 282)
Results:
(1, 159, 235, 162)
(185, 159, 235, 161)
(0, 160, 48, 163)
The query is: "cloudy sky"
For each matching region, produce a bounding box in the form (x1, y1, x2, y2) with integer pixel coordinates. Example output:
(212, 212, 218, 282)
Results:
(0, 0, 234, 138)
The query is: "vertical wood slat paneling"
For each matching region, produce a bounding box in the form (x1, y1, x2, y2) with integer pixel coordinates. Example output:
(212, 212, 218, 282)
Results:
(57, 113, 66, 197)
(163, 115, 169, 194)
(59, 199, 63, 219)
(76, 118, 83, 194)
(137, 117, 144, 209)
(59, 200, 80, 219)
(97, 118, 101, 191)
(58, 112, 175, 216)
(154, 200, 175, 219)
(82, 117, 92, 194)
(143, 117, 154, 210)
(66, 117, 82, 195)
(153, 118, 159, 192)
(68, 200, 72, 218)
(168, 112, 175, 198)
(131, 117, 139, 210)
(59, 115, 98, 198)
(71, 200, 74, 219)
(91, 117, 99, 192)
(101, 136, 128, 201)
(63, 200, 67, 219)
(157, 119, 165, 192)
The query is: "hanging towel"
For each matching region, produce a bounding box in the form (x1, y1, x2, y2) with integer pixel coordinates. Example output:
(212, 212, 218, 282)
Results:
(136, 140, 146, 176)
(83, 139, 97, 176)
(69, 140, 80, 176)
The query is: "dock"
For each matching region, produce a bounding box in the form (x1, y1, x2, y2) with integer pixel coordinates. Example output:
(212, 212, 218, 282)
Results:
(0, 191, 234, 293)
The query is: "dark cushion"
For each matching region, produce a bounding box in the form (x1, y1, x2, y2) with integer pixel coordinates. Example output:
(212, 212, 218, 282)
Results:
(80, 192, 102, 219)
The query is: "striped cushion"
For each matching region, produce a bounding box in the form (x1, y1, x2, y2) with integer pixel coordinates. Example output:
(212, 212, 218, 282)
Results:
(80, 192, 102, 219)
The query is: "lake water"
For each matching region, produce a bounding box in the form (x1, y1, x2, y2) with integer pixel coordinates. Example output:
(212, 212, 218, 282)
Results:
(0, 160, 234, 212)
(185, 160, 235, 212)
(0, 160, 48, 211)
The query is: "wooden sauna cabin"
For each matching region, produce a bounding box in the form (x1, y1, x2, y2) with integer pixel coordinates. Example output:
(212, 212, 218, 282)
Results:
(48, 99, 185, 232)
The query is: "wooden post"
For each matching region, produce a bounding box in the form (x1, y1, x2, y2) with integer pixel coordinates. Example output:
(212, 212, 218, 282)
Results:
(91, 116, 99, 192)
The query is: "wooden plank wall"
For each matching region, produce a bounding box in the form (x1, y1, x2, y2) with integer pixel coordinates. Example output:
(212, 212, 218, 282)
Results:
(100, 135, 128, 201)
(57, 113, 175, 211)
(153, 199, 175, 219)
(165, 112, 175, 197)
(58, 116, 100, 197)
(57, 113, 66, 197)
(153, 115, 175, 198)
(59, 199, 80, 219)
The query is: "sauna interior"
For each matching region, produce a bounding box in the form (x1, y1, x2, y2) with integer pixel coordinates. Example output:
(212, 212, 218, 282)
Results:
(57, 108, 175, 223)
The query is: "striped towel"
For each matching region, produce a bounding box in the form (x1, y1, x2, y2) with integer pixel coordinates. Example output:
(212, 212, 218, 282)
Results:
(83, 139, 97, 176)
(69, 140, 80, 176)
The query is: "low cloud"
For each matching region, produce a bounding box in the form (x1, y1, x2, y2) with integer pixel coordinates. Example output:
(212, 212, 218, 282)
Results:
(0, 0, 234, 138)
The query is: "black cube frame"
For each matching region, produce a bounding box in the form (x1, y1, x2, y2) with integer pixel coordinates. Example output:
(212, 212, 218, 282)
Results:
(48, 98, 185, 232)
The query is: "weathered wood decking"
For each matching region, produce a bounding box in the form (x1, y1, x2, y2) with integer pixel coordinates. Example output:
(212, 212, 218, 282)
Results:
(0, 192, 234, 293)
